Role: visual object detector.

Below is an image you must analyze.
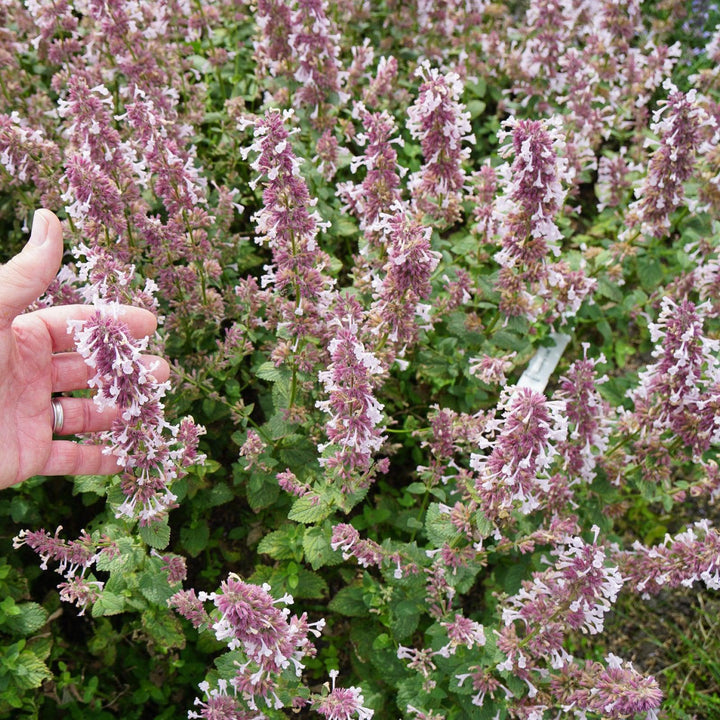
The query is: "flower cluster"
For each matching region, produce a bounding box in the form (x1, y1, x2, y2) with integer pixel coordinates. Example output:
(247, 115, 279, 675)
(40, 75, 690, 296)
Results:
(554, 347, 612, 483)
(311, 670, 374, 720)
(289, 0, 348, 124)
(338, 102, 405, 246)
(626, 82, 709, 239)
(616, 520, 720, 596)
(0, 111, 61, 208)
(471, 387, 567, 523)
(630, 297, 720, 461)
(171, 575, 324, 713)
(489, 530, 634, 714)
(316, 315, 386, 488)
(70, 303, 204, 525)
(367, 206, 441, 350)
(492, 116, 575, 320)
(406, 63, 474, 224)
(243, 108, 335, 341)
(551, 655, 662, 719)
(13, 527, 115, 614)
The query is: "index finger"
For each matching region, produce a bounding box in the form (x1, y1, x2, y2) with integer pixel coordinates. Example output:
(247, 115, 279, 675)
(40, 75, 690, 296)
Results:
(15, 304, 159, 353)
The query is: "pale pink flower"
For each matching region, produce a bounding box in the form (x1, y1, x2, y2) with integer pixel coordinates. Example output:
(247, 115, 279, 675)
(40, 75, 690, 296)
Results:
(313, 670, 373, 720)
(406, 63, 474, 224)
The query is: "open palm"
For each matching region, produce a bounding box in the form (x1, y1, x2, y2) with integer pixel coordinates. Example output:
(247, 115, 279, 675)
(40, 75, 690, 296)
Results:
(0, 210, 168, 489)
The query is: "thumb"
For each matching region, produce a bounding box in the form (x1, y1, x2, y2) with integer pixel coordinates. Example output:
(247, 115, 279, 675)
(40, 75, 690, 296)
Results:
(0, 209, 64, 329)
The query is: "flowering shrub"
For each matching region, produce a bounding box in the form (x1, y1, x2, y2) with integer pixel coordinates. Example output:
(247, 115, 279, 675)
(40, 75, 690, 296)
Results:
(2, 1, 720, 718)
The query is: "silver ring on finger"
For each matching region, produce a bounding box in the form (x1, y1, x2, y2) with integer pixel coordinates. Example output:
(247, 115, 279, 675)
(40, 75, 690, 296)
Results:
(51, 399, 64, 434)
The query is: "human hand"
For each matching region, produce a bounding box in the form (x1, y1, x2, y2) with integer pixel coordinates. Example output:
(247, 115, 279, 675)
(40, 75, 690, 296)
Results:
(0, 209, 170, 489)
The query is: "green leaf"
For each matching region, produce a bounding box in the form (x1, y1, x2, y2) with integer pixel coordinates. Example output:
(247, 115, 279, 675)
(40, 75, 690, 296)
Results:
(9, 497, 32, 524)
(247, 473, 280, 511)
(390, 600, 420, 639)
(406, 482, 426, 494)
(474, 510, 494, 538)
(138, 570, 176, 606)
(95, 537, 137, 573)
(328, 585, 369, 617)
(294, 569, 328, 599)
(141, 608, 186, 652)
(11, 650, 51, 690)
(597, 277, 623, 303)
(265, 412, 291, 439)
(202, 482, 235, 508)
(637, 255, 663, 291)
(73, 474, 108, 496)
(92, 592, 126, 617)
(288, 496, 333, 524)
(492, 330, 527, 352)
(256, 361, 283, 382)
(180, 521, 210, 557)
(425, 503, 459, 545)
(303, 526, 341, 570)
(257, 528, 300, 560)
(467, 99, 486, 118)
(139, 521, 171, 550)
(215, 650, 245, 678)
(334, 216, 357, 237)
(467, 77, 486, 97)
(5, 604, 47, 636)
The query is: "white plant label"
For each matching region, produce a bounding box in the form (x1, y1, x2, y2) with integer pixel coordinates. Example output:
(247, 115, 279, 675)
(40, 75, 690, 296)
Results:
(516, 333, 571, 393)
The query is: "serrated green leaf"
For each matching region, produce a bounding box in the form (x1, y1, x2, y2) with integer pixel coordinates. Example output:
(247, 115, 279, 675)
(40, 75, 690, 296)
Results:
(141, 607, 186, 652)
(257, 528, 300, 560)
(27, 636, 51, 662)
(247, 473, 280, 511)
(303, 526, 342, 570)
(5, 604, 47, 636)
(425, 503, 459, 545)
(272, 377, 291, 405)
(294, 568, 328, 599)
(265, 412, 290, 439)
(396, 677, 429, 716)
(138, 570, 176, 606)
(92, 592, 126, 617)
(139, 521, 171, 550)
(72, 474, 108, 496)
(215, 650, 245, 678)
(492, 330, 527, 352)
(11, 650, 51, 690)
(202, 482, 234, 508)
(328, 585, 369, 617)
(288, 496, 333, 524)
(278, 441, 318, 468)
(95, 537, 137, 573)
(256, 361, 283, 382)
(390, 599, 420, 639)
(180, 521, 210, 557)
(474, 510, 494, 538)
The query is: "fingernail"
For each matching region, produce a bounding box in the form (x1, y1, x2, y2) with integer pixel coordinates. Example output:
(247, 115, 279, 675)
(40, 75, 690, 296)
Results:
(28, 210, 50, 247)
